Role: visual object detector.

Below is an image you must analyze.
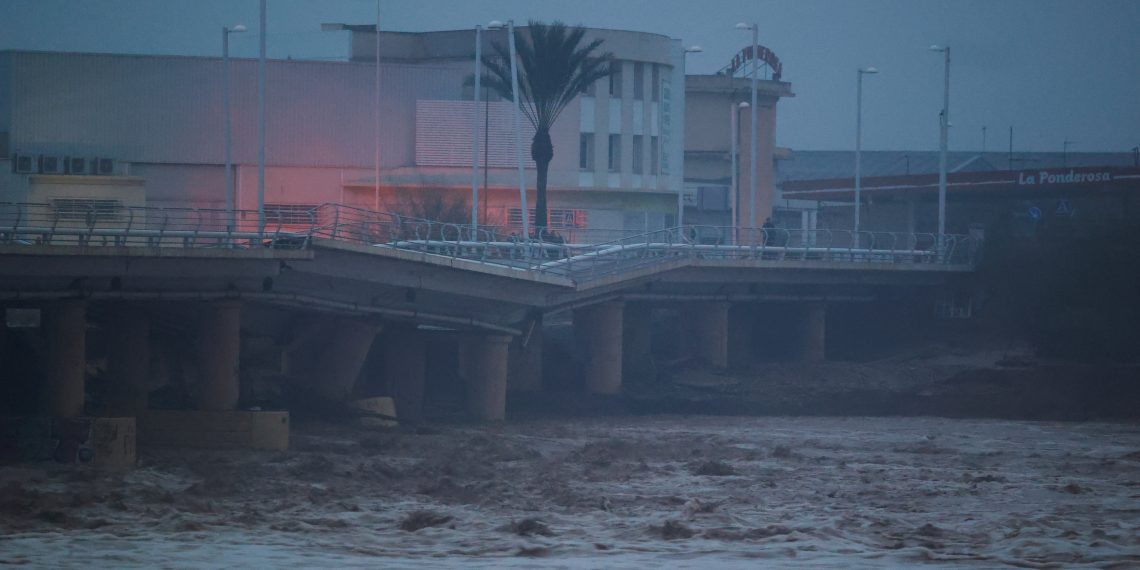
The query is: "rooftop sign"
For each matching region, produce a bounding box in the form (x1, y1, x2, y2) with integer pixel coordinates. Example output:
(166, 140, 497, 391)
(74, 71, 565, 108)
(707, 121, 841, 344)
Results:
(727, 45, 783, 81)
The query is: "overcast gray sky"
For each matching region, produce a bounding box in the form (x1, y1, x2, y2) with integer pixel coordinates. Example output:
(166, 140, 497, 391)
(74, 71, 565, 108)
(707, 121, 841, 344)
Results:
(3, 0, 1138, 153)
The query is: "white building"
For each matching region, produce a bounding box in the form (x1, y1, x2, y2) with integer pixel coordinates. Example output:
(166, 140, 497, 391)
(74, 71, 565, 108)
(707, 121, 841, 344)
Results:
(0, 26, 688, 242)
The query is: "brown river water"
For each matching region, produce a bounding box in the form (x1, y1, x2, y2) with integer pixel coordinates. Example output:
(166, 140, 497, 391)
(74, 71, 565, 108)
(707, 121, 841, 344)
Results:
(2, 416, 1139, 568)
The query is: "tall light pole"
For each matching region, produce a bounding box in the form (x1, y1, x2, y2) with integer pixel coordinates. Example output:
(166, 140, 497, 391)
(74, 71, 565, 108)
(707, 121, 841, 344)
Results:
(677, 45, 702, 231)
(502, 19, 528, 240)
(373, 0, 381, 212)
(731, 101, 749, 243)
(257, 0, 266, 237)
(736, 22, 759, 231)
(930, 44, 950, 243)
(854, 66, 878, 235)
(1062, 137, 1076, 167)
(320, 17, 383, 213)
(222, 24, 246, 235)
(472, 22, 505, 233)
(470, 24, 485, 233)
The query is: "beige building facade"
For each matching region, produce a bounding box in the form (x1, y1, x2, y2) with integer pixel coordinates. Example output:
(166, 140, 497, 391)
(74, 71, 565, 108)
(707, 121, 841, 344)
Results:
(1, 28, 793, 241)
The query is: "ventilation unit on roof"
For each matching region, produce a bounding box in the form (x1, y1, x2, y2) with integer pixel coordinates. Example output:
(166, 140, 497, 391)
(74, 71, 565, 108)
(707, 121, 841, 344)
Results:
(12, 154, 35, 174)
(93, 157, 115, 175)
(38, 155, 64, 174)
(66, 157, 89, 175)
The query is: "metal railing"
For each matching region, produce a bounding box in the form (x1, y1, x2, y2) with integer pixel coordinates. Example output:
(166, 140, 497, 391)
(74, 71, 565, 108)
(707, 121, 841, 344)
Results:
(0, 202, 311, 249)
(1, 201, 978, 280)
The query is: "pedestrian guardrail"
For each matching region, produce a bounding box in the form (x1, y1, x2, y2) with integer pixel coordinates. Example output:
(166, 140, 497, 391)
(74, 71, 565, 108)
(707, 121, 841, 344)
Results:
(0, 202, 311, 249)
(0, 202, 979, 281)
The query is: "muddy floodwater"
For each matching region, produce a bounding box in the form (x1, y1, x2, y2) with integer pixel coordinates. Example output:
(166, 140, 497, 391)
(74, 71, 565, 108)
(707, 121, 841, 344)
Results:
(2, 416, 1139, 568)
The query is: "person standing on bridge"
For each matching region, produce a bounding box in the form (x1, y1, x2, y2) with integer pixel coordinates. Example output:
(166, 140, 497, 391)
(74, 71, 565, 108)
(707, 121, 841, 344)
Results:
(761, 217, 775, 246)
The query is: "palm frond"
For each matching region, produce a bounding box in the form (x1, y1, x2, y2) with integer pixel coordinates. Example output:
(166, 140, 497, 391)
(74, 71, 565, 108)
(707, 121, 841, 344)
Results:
(476, 20, 617, 132)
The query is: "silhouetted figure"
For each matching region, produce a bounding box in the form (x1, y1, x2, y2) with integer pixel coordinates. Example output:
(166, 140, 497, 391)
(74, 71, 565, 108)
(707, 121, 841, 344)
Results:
(761, 217, 775, 246)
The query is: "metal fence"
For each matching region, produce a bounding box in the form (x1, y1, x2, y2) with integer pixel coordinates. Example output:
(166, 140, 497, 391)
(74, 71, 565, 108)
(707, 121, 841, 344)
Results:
(0, 202, 311, 249)
(0, 202, 978, 281)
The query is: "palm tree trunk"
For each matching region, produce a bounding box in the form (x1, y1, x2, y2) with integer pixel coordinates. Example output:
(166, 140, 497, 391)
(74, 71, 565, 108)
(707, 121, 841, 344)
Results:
(531, 129, 554, 237)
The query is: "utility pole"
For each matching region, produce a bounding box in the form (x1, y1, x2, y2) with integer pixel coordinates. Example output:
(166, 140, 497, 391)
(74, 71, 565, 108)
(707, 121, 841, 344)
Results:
(257, 0, 267, 238)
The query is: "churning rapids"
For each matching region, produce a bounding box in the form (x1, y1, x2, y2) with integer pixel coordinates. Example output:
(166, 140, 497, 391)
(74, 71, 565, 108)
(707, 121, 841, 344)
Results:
(2, 416, 1138, 568)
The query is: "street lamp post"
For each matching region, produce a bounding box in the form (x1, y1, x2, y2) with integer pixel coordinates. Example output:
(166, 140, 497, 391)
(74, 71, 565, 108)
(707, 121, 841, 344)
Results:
(677, 45, 702, 232)
(854, 66, 878, 236)
(321, 16, 383, 214)
(257, 0, 266, 238)
(501, 20, 529, 240)
(373, 1, 381, 212)
(470, 24, 485, 234)
(736, 22, 759, 233)
(930, 44, 950, 245)
(222, 24, 246, 236)
(731, 101, 749, 244)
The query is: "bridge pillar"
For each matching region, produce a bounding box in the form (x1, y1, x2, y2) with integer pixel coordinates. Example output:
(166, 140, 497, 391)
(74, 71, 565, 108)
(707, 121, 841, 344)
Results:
(623, 303, 654, 383)
(43, 301, 86, 417)
(685, 302, 730, 368)
(508, 323, 542, 392)
(798, 302, 827, 362)
(575, 301, 624, 395)
(462, 334, 511, 421)
(193, 301, 241, 411)
(105, 309, 151, 416)
(313, 319, 382, 402)
(727, 303, 756, 369)
(384, 324, 426, 424)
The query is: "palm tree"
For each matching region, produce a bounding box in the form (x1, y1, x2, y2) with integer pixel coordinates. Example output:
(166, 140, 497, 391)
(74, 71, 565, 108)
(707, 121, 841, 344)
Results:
(480, 21, 615, 237)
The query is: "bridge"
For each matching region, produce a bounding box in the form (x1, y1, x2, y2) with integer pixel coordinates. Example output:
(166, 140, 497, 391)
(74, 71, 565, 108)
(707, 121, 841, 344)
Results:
(0, 202, 977, 425)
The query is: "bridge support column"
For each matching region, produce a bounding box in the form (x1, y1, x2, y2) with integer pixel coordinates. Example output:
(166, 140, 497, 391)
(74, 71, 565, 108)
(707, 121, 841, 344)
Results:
(727, 303, 755, 369)
(508, 323, 542, 392)
(462, 334, 511, 421)
(623, 303, 654, 383)
(43, 301, 86, 417)
(384, 325, 426, 424)
(575, 301, 624, 395)
(106, 309, 151, 416)
(685, 302, 730, 368)
(193, 301, 241, 411)
(314, 320, 382, 402)
(798, 302, 827, 362)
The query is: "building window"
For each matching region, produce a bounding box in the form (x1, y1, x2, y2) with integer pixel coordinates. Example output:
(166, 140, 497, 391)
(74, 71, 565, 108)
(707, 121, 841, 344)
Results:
(461, 82, 501, 101)
(579, 133, 595, 170)
(51, 198, 123, 222)
(650, 136, 659, 175)
(651, 65, 661, 102)
(266, 204, 319, 225)
(508, 208, 588, 230)
(698, 186, 730, 211)
(609, 62, 622, 97)
(633, 62, 644, 100)
(632, 135, 644, 174)
(608, 134, 621, 172)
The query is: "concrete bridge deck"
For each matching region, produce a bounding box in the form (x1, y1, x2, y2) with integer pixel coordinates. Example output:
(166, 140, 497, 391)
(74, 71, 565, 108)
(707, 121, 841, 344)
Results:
(0, 202, 978, 430)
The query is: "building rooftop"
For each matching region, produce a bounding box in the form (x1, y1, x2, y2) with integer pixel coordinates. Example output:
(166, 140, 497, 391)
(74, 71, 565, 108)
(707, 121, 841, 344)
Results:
(775, 150, 1140, 185)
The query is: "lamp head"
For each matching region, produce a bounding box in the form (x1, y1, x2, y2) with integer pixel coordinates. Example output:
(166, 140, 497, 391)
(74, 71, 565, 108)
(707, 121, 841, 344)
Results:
(735, 22, 752, 30)
(738, 101, 750, 108)
(487, 20, 504, 29)
(229, 24, 247, 33)
(685, 45, 703, 53)
(928, 44, 946, 52)
(860, 66, 879, 74)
